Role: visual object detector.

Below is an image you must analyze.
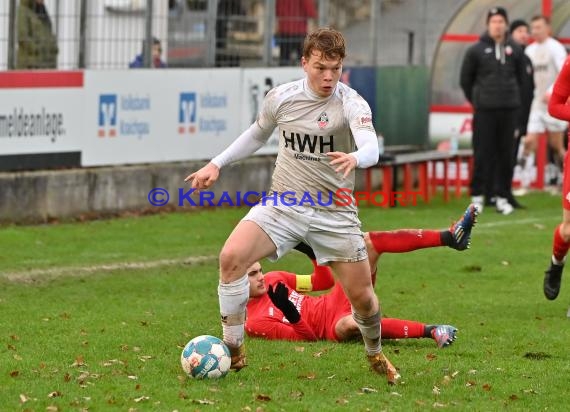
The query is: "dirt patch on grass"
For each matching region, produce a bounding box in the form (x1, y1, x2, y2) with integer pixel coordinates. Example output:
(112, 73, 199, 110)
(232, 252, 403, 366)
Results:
(1, 255, 217, 284)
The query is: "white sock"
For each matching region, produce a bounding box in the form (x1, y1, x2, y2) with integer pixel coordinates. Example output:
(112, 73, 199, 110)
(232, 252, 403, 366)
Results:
(218, 274, 249, 348)
(552, 255, 566, 266)
(352, 309, 381, 355)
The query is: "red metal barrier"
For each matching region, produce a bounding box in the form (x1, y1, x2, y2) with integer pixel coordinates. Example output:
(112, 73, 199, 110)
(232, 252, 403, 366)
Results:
(364, 151, 474, 207)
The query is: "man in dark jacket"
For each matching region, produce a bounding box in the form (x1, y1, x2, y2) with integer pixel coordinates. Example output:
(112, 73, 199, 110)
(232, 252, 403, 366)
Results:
(460, 7, 525, 215)
(508, 19, 534, 207)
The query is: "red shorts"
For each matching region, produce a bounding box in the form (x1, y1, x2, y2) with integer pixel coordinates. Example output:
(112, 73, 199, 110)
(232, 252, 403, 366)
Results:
(322, 282, 352, 341)
(562, 151, 570, 211)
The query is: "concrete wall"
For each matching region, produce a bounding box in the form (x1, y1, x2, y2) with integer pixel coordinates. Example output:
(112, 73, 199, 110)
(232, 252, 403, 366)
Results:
(0, 157, 256, 223)
(0, 157, 377, 224)
(0, 157, 375, 224)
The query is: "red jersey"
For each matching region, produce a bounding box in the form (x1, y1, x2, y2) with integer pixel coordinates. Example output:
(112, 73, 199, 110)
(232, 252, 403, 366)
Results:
(245, 255, 431, 342)
(246, 269, 351, 342)
(276, 0, 317, 35)
(548, 56, 570, 125)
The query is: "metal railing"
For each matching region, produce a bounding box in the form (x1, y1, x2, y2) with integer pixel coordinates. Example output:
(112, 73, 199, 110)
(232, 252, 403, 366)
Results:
(0, 0, 436, 70)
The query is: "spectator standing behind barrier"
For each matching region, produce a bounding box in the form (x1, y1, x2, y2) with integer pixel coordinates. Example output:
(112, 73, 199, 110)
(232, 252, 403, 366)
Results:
(519, 15, 568, 193)
(460, 7, 525, 215)
(129, 37, 167, 68)
(506, 19, 534, 208)
(215, 0, 246, 67)
(17, 0, 58, 69)
(276, 0, 317, 66)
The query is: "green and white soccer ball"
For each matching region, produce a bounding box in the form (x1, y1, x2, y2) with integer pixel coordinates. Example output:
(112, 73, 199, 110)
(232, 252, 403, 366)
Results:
(180, 335, 231, 379)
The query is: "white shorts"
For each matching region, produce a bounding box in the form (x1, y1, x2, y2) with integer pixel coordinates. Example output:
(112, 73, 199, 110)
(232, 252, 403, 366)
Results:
(527, 108, 568, 134)
(242, 196, 367, 266)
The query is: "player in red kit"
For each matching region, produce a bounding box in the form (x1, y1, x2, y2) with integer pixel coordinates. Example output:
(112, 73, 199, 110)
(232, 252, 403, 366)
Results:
(544, 56, 570, 301)
(246, 204, 477, 346)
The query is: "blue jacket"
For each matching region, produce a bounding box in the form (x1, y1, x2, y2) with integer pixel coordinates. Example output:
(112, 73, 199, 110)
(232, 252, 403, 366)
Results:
(129, 54, 167, 68)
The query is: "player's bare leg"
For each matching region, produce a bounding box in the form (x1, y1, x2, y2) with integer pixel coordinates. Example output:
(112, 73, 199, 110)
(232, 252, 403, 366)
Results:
(332, 259, 400, 384)
(548, 131, 566, 176)
(334, 316, 361, 341)
(523, 132, 538, 159)
(218, 220, 277, 370)
(520, 132, 539, 191)
(364, 233, 381, 274)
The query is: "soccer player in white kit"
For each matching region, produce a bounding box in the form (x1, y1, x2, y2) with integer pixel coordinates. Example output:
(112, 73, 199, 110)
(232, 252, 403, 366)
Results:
(185, 28, 400, 384)
(520, 15, 568, 189)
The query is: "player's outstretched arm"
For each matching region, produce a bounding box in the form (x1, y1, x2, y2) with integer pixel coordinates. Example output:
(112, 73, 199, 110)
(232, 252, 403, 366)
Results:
(327, 129, 379, 177)
(183, 122, 274, 188)
(548, 90, 570, 121)
(264, 282, 318, 341)
(548, 57, 570, 121)
(268, 283, 301, 323)
(184, 162, 220, 190)
(327, 151, 358, 178)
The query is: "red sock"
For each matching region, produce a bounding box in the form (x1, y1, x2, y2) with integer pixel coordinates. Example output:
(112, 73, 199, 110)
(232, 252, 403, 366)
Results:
(369, 230, 443, 254)
(310, 259, 335, 290)
(380, 318, 426, 339)
(553, 224, 570, 263)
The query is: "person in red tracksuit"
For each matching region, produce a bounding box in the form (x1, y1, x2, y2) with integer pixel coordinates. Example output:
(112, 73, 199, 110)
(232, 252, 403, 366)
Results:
(543, 56, 570, 302)
(245, 204, 478, 346)
(275, 0, 317, 66)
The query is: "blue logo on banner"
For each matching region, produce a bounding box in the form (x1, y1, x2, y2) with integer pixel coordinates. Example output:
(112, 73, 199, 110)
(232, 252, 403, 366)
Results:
(98, 94, 117, 137)
(179, 92, 197, 134)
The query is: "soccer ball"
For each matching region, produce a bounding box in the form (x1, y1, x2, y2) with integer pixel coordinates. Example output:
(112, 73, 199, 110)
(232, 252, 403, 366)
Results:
(180, 335, 231, 379)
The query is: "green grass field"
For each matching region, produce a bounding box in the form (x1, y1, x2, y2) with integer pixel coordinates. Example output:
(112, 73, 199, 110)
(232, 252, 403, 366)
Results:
(1, 193, 569, 411)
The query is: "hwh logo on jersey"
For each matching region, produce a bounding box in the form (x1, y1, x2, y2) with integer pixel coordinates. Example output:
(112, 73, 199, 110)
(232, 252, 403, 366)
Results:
(283, 130, 334, 153)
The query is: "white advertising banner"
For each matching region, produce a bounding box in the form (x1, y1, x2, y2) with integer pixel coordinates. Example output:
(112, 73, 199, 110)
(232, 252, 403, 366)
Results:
(429, 112, 473, 147)
(241, 67, 305, 155)
(0, 87, 83, 155)
(82, 69, 242, 166)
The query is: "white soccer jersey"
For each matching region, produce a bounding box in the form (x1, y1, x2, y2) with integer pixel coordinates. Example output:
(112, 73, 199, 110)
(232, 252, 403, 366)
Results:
(526, 37, 568, 110)
(256, 78, 376, 212)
